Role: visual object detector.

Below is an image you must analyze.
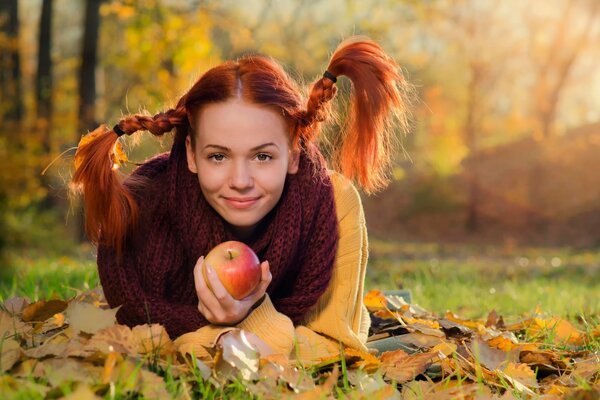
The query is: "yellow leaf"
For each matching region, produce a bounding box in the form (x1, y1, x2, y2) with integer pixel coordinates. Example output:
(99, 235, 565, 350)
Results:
(444, 312, 485, 330)
(344, 348, 382, 373)
(101, 351, 122, 384)
(402, 316, 440, 329)
(364, 290, 387, 310)
(529, 317, 584, 345)
(430, 341, 457, 361)
(501, 362, 538, 388)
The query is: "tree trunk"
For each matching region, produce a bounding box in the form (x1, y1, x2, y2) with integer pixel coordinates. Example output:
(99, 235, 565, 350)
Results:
(0, 0, 23, 125)
(37, 0, 53, 153)
(75, 0, 102, 242)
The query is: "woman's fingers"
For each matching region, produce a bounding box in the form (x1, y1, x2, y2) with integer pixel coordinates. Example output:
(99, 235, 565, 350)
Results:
(204, 263, 235, 304)
(194, 258, 227, 315)
(257, 261, 272, 291)
(244, 261, 271, 303)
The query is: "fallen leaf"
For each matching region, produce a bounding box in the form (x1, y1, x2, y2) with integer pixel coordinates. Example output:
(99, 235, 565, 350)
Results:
(529, 317, 584, 345)
(380, 349, 435, 383)
(501, 362, 538, 388)
(0, 338, 21, 372)
(469, 337, 519, 371)
(65, 302, 118, 335)
(292, 364, 339, 400)
(430, 341, 457, 361)
(344, 347, 382, 373)
(395, 332, 445, 348)
(364, 290, 387, 310)
(87, 324, 136, 355)
(2, 297, 30, 315)
(132, 324, 174, 355)
(444, 312, 485, 330)
(22, 300, 68, 323)
(1, 310, 30, 339)
(217, 329, 267, 380)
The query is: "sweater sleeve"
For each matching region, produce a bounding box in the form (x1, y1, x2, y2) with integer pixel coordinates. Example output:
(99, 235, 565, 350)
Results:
(98, 243, 207, 339)
(174, 172, 370, 363)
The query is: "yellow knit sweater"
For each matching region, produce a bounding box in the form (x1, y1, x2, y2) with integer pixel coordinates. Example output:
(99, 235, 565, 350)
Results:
(174, 171, 369, 364)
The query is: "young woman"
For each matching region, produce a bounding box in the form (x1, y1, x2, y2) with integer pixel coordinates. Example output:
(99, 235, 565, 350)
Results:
(71, 36, 412, 363)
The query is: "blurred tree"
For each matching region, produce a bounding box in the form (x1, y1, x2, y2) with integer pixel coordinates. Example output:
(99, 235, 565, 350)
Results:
(0, 0, 23, 124)
(37, 0, 54, 154)
(528, 0, 599, 139)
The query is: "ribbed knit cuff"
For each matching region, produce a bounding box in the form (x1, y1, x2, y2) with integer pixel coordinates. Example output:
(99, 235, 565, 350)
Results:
(237, 294, 295, 356)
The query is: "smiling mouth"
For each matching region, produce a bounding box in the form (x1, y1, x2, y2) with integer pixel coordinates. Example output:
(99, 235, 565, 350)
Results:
(223, 197, 260, 209)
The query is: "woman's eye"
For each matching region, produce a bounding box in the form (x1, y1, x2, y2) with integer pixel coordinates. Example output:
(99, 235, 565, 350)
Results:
(209, 154, 225, 162)
(256, 153, 272, 162)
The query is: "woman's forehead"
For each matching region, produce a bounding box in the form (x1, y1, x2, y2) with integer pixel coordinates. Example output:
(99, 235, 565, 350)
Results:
(194, 99, 290, 147)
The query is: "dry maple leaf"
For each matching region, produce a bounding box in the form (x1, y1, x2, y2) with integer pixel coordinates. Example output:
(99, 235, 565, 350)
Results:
(501, 362, 538, 388)
(379, 349, 435, 384)
(65, 302, 119, 335)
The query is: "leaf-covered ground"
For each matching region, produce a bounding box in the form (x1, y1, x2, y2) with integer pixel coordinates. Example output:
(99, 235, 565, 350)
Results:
(1, 285, 599, 399)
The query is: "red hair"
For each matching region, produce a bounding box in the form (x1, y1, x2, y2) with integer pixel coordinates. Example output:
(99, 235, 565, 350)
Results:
(70, 36, 412, 257)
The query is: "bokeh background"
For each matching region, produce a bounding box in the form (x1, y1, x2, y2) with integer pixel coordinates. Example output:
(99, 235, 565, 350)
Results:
(1, 0, 599, 315)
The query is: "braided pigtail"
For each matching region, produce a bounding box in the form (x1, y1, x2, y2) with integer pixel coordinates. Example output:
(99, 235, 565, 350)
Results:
(301, 36, 413, 193)
(70, 108, 187, 259)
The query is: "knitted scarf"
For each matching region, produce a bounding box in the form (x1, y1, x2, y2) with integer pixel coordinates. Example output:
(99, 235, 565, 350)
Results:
(97, 133, 339, 338)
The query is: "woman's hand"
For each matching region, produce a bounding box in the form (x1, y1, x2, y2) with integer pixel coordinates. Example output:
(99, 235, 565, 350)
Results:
(193, 256, 272, 326)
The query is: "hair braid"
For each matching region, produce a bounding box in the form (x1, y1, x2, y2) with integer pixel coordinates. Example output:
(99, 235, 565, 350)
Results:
(70, 106, 188, 260)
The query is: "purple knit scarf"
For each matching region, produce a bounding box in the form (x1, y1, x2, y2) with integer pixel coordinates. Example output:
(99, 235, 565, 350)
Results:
(98, 132, 339, 338)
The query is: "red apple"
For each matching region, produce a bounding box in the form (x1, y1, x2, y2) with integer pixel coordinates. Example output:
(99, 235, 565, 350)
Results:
(203, 241, 261, 300)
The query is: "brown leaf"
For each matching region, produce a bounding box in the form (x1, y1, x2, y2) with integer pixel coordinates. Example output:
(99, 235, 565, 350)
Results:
(87, 324, 136, 355)
(469, 337, 518, 371)
(0, 338, 21, 372)
(21, 299, 68, 323)
(292, 364, 339, 400)
(2, 297, 30, 315)
(380, 349, 435, 383)
(132, 324, 174, 355)
(396, 332, 445, 348)
(1, 310, 31, 339)
(65, 302, 119, 335)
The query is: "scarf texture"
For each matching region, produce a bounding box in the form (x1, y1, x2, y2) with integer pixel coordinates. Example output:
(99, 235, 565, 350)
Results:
(97, 133, 339, 338)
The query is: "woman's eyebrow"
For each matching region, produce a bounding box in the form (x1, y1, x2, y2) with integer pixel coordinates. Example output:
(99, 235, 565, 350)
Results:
(202, 143, 279, 151)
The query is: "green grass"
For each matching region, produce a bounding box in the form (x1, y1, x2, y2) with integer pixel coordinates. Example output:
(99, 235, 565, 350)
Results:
(0, 244, 98, 302)
(366, 239, 600, 321)
(2, 240, 599, 322)
(1, 240, 599, 398)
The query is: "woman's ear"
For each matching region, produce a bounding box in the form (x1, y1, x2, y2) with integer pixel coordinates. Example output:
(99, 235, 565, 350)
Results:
(287, 148, 300, 174)
(185, 135, 198, 173)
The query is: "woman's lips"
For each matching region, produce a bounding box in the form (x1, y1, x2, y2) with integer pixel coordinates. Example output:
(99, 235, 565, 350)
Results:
(223, 197, 260, 209)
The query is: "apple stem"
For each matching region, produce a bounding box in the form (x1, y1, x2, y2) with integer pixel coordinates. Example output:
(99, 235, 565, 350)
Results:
(227, 249, 233, 260)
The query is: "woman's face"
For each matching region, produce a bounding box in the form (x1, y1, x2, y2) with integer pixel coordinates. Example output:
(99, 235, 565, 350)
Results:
(185, 98, 299, 239)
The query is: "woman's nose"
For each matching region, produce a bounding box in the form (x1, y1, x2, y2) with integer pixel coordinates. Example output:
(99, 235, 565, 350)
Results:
(229, 160, 254, 189)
